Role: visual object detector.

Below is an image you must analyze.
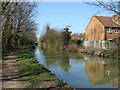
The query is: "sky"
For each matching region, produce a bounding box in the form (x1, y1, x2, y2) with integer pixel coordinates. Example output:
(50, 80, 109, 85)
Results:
(35, 2, 114, 38)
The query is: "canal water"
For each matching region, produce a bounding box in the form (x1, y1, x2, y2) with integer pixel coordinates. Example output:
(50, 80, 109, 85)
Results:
(34, 47, 119, 88)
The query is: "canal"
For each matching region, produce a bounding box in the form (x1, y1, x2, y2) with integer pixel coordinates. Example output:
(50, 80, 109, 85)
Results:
(34, 46, 119, 88)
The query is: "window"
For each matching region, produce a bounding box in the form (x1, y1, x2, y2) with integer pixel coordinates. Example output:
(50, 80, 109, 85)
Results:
(107, 28, 112, 33)
(94, 29, 96, 33)
(108, 39, 113, 41)
(115, 28, 119, 33)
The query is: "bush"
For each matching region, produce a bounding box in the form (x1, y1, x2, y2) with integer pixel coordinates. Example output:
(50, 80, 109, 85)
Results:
(40, 25, 63, 49)
(70, 39, 84, 46)
(66, 44, 78, 52)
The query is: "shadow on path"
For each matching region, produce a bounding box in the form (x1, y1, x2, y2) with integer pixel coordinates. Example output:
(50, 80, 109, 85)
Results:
(1, 52, 28, 88)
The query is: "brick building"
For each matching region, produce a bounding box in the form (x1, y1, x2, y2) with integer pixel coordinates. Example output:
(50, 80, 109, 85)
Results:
(85, 15, 120, 41)
(84, 15, 120, 49)
(71, 34, 80, 40)
(71, 33, 85, 41)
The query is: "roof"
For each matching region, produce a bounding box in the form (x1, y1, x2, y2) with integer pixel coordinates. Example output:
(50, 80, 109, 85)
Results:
(95, 16, 120, 28)
(71, 34, 80, 40)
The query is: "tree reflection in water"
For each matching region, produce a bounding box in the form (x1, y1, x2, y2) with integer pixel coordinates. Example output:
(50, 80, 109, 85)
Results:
(35, 46, 119, 88)
(37, 47, 71, 72)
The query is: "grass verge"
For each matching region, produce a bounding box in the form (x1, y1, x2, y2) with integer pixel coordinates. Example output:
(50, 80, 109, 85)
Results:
(16, 48, 70, 88)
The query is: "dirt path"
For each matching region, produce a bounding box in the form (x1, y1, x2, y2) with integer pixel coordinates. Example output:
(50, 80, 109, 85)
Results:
(1, 51, 72, 89)
(2, 52, 27, 88)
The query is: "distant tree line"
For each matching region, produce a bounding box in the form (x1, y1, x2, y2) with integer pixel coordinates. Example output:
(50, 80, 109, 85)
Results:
(1, 2, 38, 50)
(39, 24, 72, 49)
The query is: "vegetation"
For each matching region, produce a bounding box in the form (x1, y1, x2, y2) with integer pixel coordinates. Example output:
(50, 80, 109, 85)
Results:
(1, 2, 37, 50)
(62, 27, 72, 46)
(41, 24, 63, 48)
(39, 24, 86, 53)
(16, 48, 69, 88)
(86, 1, 120, 15)
(79, 41, 120, 59)
(70, 39, 84, 46)
(40, 25, 72, 49)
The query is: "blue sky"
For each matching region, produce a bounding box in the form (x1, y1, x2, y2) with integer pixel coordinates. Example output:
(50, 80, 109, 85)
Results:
(35, 2, 114, 38)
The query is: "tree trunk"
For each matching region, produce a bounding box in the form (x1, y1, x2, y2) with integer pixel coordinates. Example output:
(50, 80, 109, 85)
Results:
(7, 35, 13, 49)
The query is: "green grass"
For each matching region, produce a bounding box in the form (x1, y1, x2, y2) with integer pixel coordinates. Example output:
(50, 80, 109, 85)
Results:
(16, 48, 62, 88)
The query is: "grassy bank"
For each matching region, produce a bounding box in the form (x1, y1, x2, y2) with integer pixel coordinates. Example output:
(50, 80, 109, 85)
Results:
(16, 48, 71, 88)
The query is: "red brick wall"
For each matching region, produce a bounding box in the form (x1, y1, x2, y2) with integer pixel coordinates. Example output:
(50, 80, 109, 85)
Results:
(85, 16, 105, 41)
(106, 28, 120, 40)
(85, 16, 120, 41)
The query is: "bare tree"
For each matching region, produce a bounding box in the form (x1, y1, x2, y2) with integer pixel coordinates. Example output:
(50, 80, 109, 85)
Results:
(85, 0, 120, 15)
(1, 2, 38, 49)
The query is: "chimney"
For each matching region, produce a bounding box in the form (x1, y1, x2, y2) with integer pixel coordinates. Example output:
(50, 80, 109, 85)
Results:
(112, 15, 117, 22)
(112, 15, 120, 24)
(118, 15, 120, 24)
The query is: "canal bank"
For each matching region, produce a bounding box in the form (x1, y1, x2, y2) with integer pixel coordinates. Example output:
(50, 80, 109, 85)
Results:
(2, 47, 72, 89)
(34, 46, 119, 88)
(65, 44, 120, 59)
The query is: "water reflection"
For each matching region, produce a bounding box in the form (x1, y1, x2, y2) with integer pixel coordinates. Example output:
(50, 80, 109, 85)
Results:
(34, 47, 119, 88)
(84, 60, 118, 86)
(36, 47, 71, 72)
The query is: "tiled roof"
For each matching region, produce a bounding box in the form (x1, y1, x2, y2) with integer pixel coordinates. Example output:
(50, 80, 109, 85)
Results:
(71, 34, 80, 40)
(95, 16, 120, 28)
